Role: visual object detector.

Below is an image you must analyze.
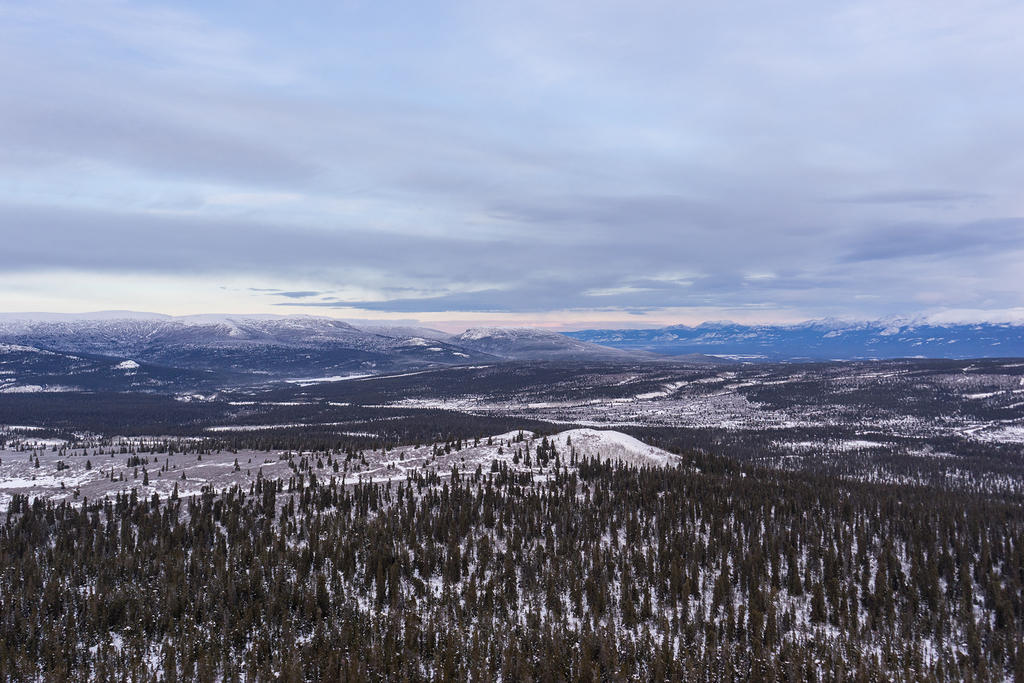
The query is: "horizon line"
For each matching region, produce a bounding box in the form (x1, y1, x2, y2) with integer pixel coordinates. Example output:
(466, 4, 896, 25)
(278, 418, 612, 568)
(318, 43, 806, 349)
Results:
(2, 309, 1024, 333)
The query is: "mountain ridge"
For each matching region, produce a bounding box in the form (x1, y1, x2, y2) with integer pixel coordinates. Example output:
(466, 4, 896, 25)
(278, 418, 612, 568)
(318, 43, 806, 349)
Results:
(0, 316, 653, 390)
(3, 313, 1022, 369)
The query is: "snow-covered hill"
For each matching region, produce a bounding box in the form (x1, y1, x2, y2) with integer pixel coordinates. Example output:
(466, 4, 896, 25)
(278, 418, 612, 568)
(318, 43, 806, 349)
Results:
(0, 427, 679, 506)
(358, 428, 682, 483)
(548, 428, 680, 467)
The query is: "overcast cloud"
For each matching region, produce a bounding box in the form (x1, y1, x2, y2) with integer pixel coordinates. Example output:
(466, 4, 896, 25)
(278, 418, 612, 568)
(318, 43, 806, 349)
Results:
(1, 0, 1022, 327)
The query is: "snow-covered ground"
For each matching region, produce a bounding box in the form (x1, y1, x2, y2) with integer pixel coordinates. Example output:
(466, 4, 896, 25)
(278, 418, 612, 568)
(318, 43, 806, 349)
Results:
(0, 428, 680, 507)
(548, 428, 679, 467)
(0, 444, 291, 510)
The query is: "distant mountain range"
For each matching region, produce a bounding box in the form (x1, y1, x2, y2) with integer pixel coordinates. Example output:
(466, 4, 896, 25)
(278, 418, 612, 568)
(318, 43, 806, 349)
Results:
(2, 314, 1022, 395)
(565, 319, 1024, 360)
(0, 315, 641, 392)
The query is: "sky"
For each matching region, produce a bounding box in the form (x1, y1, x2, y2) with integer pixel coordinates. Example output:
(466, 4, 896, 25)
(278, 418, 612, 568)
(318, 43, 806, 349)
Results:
(1, 0, 1023, 331)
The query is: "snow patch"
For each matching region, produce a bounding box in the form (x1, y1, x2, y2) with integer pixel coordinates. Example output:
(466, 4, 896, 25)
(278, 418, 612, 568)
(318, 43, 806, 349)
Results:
(285, 374, 374, 385)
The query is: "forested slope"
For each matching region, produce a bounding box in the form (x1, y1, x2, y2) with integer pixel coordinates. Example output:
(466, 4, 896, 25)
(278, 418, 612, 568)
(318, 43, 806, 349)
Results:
(1, 451, 1021, 681)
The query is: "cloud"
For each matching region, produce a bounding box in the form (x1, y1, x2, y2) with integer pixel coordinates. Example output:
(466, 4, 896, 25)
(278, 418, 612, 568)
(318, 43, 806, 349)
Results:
(842, 218, 1024, 262)
(835, 190, 990, 205)
(1, 1, 1023, 323)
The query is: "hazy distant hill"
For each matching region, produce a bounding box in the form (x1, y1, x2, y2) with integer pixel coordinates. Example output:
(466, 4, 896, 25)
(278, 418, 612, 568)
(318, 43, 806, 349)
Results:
(451, 327, 641, 360)
(565, 319, 1024, 360)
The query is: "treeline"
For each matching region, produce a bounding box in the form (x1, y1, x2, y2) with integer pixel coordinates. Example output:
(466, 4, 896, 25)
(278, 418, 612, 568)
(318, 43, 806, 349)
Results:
(628, 425, 1024, 497)
(1, 452, 1022, 681)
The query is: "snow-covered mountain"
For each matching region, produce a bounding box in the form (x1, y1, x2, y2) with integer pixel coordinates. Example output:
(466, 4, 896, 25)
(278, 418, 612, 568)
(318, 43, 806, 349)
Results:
(452, 327, 638, 360)
(565, 319, 1024, 360)
(0, 316, 488, 379)
(0, 316, 396, 354)
(3, 314, 1019, 387)
(0, 315, 644, 388)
